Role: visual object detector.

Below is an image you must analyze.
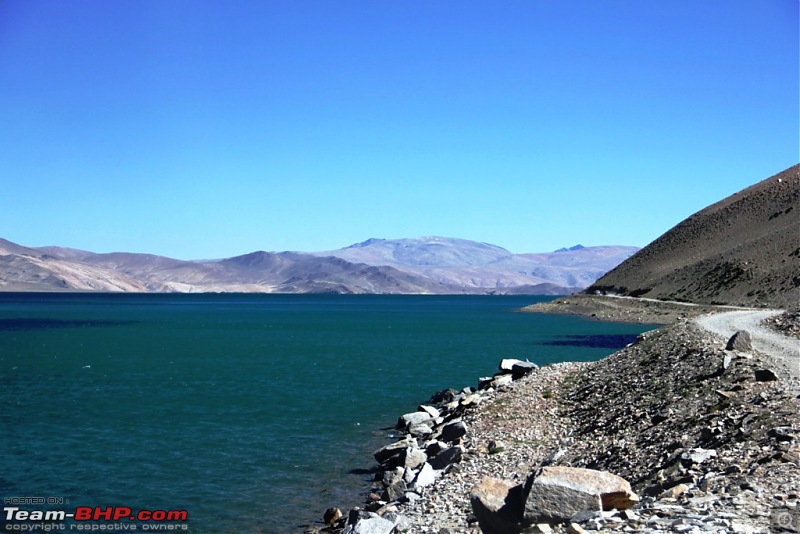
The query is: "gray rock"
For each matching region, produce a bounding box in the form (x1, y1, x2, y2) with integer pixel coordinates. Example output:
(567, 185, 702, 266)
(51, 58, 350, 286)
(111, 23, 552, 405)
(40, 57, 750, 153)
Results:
(492, 374, 514, 389)
(323, 507, 342, 526)
(725, 330, 752, 351)
(470, 477, 525, 534)
(413, 462, 437, 489)
(418, 405, 440, 419)
(722, 353, 734, 370)
(524, 471, 602, 523)
(342, 511, 397, 534)
(440, 420, 468, 443)
(402, 447, 427, 470)
(478, 376, 495, 389)
(381, 467, 404, 488)
(398, 411, 433, 429)
(429, 445, 464, 470)
(402, 467, 415, 484)
(511, 361, 539, 377)
(499, 358, 527, 373)
(681, 448, 717, 466)
(425, 440, 448, 457)
(407, 423, 433, 438)
(374, 438, 414, 464)
(381, 512, 411, 532)
(381, 479, 407, 502)
(523, 467, 638, 524)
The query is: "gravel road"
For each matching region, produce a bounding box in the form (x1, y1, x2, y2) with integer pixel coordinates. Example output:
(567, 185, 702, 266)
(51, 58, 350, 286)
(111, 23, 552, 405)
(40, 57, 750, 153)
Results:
(695, 309, 799, 377)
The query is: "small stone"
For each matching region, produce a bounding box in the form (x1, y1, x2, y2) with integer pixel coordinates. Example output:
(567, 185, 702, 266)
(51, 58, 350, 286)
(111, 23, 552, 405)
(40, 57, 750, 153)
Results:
(618, 509, 638, 521)
(722, 353, 734, 369)
(725, 330, 752, 351)
(323, 507, 342, 525)
(429, 445, 464, 470)
(767, 426, 795, 442)
(681, 448, 717, 466)
(725, 464, 743, 475)
(660, 483, 689, 499)
(489, 440, 507, 454)
(566, 524, 589, 534)
(754, 369, 778, 382)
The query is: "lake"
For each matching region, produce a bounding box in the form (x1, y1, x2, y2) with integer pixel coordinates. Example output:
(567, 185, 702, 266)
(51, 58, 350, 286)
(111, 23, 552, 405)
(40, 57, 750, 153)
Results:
(0, 293, 656, 533)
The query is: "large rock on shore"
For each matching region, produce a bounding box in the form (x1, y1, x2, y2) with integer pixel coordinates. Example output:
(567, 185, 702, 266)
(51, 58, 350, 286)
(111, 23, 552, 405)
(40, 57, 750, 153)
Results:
(470, 467, 638, 531)
(373, 437, 415, 464)
(470, 478, 525, 534)
(523, 467, 638, 523)
(342, 508, 411, 534)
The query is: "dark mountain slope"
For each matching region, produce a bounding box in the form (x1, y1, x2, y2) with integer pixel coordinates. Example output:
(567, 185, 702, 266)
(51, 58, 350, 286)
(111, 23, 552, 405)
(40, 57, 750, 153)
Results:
(588, 164, 800, 308)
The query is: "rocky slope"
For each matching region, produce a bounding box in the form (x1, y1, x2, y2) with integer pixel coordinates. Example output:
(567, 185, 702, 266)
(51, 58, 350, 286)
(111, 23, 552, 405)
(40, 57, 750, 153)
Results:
(309, 315, 799, 533)
(0, 237, 636, 295)
(587, 164, 800, 309)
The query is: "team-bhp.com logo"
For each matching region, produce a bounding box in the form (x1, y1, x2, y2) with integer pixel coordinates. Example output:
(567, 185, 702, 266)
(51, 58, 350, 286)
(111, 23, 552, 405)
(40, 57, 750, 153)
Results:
(3, 504, 188, 531)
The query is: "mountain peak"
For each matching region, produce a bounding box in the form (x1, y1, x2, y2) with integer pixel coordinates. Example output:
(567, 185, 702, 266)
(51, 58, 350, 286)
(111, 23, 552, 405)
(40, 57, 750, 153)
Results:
(555, 244, 585, 252)
(346, 238, 386, 249)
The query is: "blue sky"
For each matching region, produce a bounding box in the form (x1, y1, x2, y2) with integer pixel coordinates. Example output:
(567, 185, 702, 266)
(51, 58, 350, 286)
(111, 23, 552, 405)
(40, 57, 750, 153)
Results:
(1, 1, 797, 259)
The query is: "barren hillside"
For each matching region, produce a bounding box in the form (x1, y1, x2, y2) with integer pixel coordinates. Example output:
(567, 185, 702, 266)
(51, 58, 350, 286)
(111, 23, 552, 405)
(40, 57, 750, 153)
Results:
(588, 164, 800, 309)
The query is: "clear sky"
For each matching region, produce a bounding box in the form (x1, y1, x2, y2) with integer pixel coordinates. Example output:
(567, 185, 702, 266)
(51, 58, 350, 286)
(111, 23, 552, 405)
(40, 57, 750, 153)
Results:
(1, 1, 797, 259)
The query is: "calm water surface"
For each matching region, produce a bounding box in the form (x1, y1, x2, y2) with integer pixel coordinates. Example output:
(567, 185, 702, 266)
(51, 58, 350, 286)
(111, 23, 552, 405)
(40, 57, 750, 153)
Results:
(0, 294, 656, 533)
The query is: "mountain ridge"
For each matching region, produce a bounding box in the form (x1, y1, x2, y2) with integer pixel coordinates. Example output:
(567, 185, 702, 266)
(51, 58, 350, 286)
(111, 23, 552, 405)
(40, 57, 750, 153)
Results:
(0, 237, 637, 295)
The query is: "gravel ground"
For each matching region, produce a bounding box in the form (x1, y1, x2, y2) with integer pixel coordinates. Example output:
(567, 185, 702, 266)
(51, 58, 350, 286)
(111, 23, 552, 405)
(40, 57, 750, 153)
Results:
(398, 363, 583, 533)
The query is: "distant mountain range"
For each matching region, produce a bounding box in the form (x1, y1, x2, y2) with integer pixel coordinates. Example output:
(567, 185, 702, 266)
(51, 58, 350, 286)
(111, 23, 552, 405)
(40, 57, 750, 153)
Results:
(0, 237, 637, 295)
(588, 164, 800, 308)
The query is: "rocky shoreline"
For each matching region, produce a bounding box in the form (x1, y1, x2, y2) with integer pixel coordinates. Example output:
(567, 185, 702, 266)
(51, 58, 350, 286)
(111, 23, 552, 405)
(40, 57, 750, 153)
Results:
(304, 308, 799, 533)
(520, 294, 755, 325)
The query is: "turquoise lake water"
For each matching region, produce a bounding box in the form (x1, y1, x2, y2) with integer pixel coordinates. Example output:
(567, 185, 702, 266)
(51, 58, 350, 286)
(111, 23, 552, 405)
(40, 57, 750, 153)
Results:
(0, 294, 656, 533)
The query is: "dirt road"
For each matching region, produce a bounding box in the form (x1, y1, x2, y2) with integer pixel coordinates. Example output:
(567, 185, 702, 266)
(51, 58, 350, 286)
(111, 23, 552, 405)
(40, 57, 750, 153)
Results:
(695, 309, 799, 378)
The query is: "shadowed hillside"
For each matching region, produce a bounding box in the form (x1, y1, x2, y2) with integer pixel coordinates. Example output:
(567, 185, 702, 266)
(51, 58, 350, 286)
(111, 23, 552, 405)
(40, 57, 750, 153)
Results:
(588, 164, 800, 309)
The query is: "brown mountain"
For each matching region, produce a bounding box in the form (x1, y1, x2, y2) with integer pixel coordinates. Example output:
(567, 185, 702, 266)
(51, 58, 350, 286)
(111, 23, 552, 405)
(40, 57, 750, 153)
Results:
(587, 164, 800, 309)
(0, 237, 637, 294)
(0, 243, 462, 294)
